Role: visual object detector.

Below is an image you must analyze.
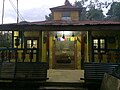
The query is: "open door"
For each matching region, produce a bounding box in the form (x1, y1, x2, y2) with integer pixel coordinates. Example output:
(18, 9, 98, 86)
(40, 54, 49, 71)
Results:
(54, 37, 76, 69)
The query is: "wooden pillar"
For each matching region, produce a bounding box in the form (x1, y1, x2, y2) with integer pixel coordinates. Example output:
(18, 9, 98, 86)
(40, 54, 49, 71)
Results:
(81, 32, 84, 69)
(46, 32, 49, 67)
(86, 31, 89, 62)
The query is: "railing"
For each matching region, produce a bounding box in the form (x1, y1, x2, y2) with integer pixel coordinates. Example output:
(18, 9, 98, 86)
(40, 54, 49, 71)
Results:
(0, 48, 38, 62)
(92, 49, 120, 63)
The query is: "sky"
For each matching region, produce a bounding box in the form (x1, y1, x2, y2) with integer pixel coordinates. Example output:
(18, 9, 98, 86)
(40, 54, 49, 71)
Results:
(0, 0, 118, 24)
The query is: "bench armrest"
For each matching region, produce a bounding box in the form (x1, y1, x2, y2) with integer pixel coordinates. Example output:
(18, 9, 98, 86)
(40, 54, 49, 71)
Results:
(80, 78, 85, 80)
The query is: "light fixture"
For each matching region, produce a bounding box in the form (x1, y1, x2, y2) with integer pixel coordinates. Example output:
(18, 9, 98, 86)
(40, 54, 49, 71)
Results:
(55, 34, 58, 39)
(15, 36, 20, 47)
(72, 33, 74, 37)
(62, 34, 65, 39)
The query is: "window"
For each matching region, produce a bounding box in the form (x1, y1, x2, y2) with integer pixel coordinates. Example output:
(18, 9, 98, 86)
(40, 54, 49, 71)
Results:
(93, 39, 98, 53)
(100, 39, 105, 49)
(93, 38, 106, 53)
(61, 12, 71, 20)
(25, 37, 38, 53)
(27, 40, 37, 48)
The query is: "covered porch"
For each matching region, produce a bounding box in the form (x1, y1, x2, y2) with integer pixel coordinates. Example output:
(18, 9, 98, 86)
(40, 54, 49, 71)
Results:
(0, 23, 120, 69)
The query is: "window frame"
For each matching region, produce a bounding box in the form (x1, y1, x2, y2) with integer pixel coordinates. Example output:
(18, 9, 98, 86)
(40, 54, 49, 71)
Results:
(61, 11, 71, 20)
(92, 37, 107, 54)
(24, 37, 39, 54)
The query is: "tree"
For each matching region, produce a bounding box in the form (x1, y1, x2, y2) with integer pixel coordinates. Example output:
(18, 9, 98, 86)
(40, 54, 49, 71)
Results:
(86, 6, 105, 20)
(75, 0, 105, 20)
(45, 13, 53, 21)
(106, 2, 120, 21)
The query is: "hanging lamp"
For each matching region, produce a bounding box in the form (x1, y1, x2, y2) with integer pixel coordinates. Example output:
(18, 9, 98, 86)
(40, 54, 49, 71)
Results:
(72, 32, 74, 37)
(55, 34, 58, 39)
(62, 34, 65, 39)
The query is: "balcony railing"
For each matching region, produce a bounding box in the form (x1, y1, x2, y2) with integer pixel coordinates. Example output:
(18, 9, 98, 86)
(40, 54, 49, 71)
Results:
(0, 48, 38, 62)
(92, 49, 120, 63)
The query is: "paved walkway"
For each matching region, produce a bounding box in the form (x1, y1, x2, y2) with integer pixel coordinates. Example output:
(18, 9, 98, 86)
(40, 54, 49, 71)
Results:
(47, 69, 84, 83)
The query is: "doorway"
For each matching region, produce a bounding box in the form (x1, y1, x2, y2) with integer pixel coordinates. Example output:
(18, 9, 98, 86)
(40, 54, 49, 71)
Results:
(54, 36, 76, 69)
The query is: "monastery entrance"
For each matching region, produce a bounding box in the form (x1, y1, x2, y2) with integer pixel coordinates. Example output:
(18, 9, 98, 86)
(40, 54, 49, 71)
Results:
(53, 31, 77, 69)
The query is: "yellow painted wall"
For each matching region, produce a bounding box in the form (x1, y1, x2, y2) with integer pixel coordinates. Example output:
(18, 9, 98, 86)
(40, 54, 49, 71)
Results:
(53, 12, 61, 20)
(24, 31, 40, 37)
(71, 11, 79, 21)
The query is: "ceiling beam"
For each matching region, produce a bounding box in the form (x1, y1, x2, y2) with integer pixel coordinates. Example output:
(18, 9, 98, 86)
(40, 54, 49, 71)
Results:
(0, 24, 120, 31)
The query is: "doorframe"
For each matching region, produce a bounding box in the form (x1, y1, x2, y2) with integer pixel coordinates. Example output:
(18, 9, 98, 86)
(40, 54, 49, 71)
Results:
(53, 38, 77, 69)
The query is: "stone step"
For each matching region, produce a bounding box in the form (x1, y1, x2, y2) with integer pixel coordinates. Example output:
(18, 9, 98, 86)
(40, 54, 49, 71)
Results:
(45, 82, 85, 87)
(39, 86, 87, 90)
(38, 82, 87, 90)
(54, 63, 75, 69)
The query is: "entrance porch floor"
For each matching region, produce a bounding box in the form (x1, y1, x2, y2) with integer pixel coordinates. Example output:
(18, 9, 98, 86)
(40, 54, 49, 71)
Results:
(47, 69, 84, 83)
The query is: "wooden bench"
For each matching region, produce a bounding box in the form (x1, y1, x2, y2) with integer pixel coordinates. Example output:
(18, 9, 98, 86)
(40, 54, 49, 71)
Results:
(0, 62, 15, 89)
(81, 63, 119, 88)
(0, 62, 49, 89)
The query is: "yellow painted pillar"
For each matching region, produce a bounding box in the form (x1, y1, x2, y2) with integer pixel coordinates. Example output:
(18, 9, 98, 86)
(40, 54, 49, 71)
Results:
(77, 36, 81, 69)
(49, 36, 53, 68)
(42, 32, 47, 62)
(86, 31, 89, 62)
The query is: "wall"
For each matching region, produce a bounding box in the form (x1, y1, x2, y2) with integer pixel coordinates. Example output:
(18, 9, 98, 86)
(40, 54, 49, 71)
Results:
(71, 11, 79, 21)
(53, 12, 61, 20)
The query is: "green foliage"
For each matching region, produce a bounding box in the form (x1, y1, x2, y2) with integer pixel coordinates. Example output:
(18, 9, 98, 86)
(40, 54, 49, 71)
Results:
(45, 13, 53, 21)
(75, 0, 105, 20)
(74, 1, 87, 20)
(74, 0, 85, 7)
(106, 2, 120, 21)
(87, 7, 105, 20)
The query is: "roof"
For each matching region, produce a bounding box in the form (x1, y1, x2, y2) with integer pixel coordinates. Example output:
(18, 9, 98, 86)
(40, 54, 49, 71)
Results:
(50, 0, 81, 11)
(50, 5, 81, 11)
(0, 21, 120, 31)
(32, 20, 120, 25)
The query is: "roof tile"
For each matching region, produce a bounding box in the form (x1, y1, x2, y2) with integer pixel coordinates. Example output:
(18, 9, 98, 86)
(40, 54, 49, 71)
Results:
(32, 20, 120, 25)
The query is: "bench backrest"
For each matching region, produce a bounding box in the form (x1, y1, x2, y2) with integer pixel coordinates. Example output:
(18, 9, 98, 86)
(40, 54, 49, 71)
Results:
(84, 63, 119, 80)
(0, 62, 15, 79)
(15, 62, 48, 80)
(0, 62, 48, 81)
